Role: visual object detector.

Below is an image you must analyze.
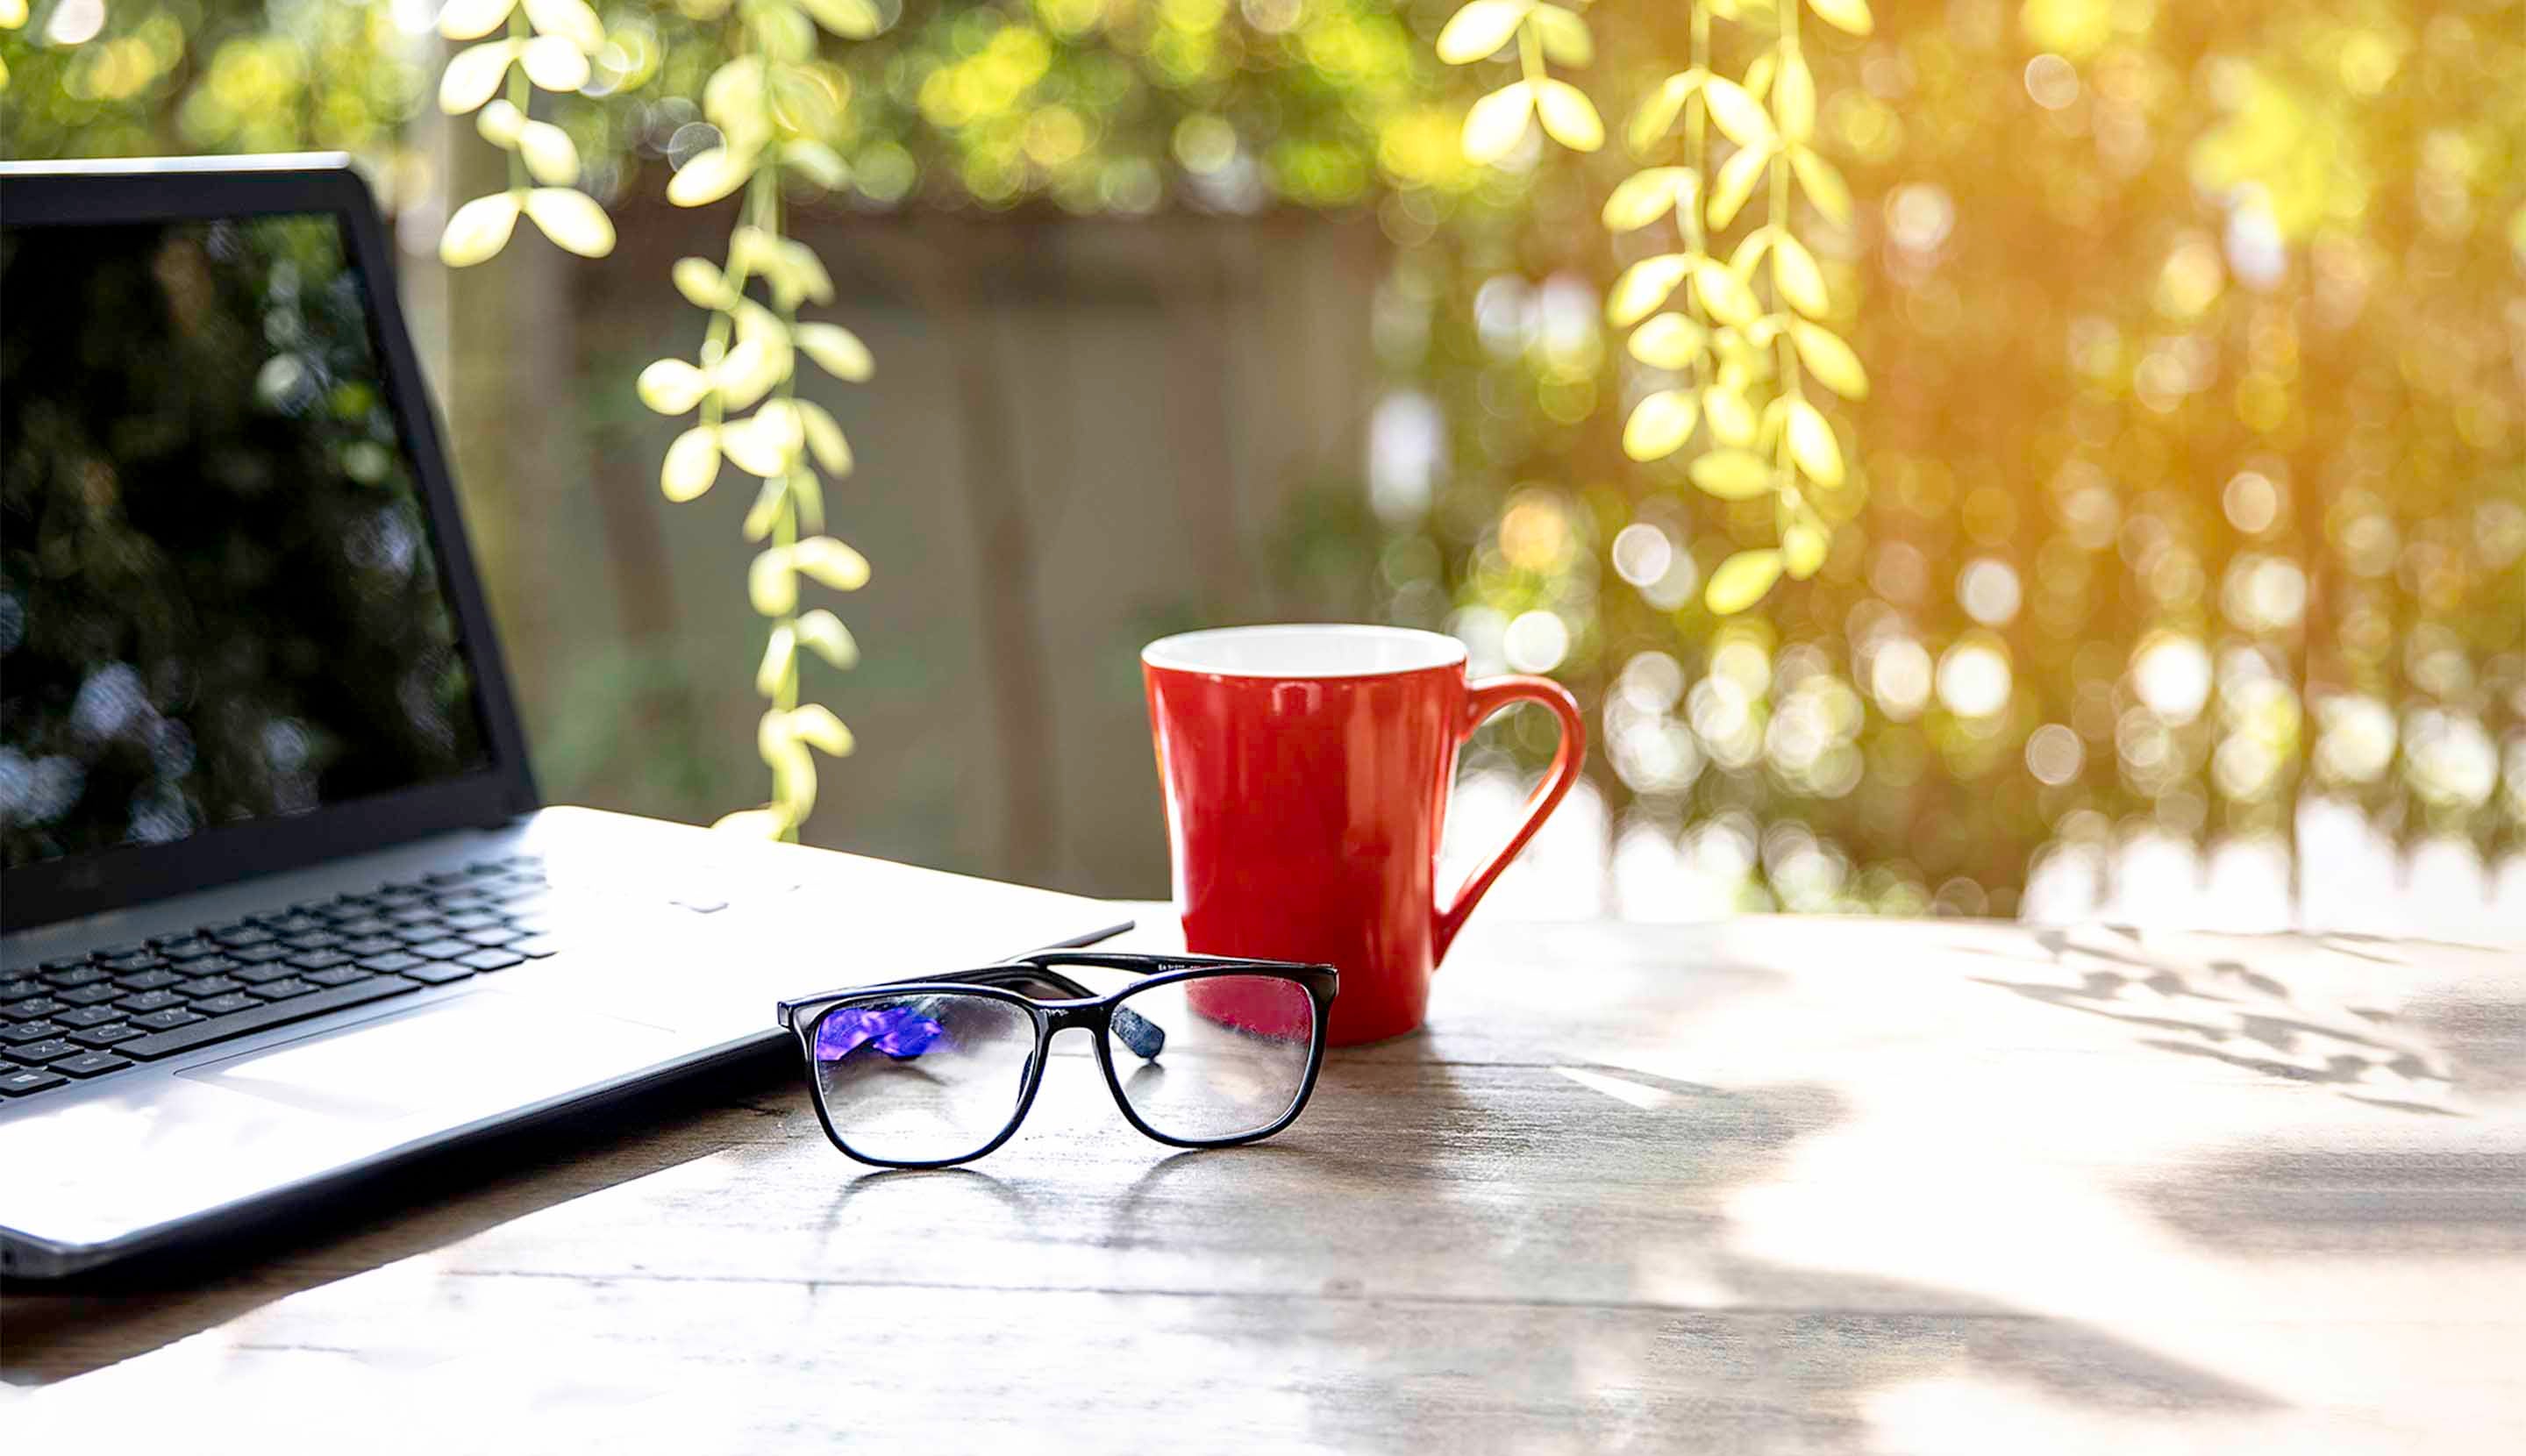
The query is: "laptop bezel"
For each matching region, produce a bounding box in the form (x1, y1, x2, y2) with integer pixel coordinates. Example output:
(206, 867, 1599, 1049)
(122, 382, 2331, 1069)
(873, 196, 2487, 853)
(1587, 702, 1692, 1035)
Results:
(0, 155, 539, 931)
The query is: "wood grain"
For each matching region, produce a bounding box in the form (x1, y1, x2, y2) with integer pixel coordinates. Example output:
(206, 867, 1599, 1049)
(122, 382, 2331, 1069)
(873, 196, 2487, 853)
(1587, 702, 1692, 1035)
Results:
(4, 913, 2521, 1453)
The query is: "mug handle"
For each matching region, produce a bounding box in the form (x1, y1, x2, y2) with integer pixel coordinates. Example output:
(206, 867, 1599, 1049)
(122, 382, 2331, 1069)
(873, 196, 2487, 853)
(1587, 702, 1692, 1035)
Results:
(1431, 674, 1588, 964)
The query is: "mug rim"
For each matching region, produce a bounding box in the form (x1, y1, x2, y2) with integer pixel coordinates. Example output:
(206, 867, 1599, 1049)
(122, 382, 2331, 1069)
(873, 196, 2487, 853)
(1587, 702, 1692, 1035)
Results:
(1142, 624, 1468, 680)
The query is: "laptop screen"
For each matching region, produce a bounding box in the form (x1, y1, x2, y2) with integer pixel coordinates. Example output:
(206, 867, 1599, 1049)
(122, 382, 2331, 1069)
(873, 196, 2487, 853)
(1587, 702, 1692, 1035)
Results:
(0, 211, 495, 873)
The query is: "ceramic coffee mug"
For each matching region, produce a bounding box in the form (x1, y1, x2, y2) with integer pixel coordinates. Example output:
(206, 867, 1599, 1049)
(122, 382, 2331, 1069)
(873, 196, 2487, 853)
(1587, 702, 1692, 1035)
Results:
(1143, 625, 1585, 1045)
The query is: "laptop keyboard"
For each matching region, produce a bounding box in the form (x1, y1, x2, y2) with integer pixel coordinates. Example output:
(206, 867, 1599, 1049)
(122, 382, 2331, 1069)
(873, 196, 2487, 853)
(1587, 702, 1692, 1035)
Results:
(0, 853, 569, 1098)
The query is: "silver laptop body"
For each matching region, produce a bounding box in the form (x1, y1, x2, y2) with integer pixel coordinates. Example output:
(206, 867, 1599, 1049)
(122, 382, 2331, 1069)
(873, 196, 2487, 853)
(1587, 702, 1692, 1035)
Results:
(0, 157, 1124, 1278)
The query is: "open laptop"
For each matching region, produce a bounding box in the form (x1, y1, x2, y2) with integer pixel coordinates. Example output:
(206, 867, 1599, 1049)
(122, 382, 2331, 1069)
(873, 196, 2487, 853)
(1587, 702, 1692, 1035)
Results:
(0, 156, 1128, 1279)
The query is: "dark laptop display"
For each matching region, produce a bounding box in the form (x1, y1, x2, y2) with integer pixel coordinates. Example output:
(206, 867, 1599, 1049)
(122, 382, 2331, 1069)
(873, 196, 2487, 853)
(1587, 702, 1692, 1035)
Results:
(0, 213, 493, 873)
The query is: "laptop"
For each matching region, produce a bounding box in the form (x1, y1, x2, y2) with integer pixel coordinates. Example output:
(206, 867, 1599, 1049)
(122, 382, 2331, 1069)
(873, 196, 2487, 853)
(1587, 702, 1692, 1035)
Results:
(0, 156, 1128, 1279)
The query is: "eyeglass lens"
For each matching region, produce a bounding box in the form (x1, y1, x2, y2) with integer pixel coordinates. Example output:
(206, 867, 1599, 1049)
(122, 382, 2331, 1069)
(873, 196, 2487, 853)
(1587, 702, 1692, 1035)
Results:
(810, 993, 1037, 1164)
(1109, 974, 1317, 1142)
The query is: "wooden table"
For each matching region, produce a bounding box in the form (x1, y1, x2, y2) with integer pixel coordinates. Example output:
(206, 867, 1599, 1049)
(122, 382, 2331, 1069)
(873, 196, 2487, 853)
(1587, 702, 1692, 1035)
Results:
(5, 913, 2522, 1452)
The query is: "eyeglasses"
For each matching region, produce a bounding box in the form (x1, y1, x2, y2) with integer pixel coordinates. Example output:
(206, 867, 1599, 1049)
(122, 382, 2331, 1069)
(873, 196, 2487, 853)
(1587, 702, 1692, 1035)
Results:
(774, 951, 1338, 1168)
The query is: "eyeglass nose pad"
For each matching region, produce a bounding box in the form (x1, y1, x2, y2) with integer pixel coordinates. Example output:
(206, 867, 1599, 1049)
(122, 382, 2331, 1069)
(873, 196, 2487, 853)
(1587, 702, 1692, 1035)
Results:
(1110, 1006, 1166, 1060)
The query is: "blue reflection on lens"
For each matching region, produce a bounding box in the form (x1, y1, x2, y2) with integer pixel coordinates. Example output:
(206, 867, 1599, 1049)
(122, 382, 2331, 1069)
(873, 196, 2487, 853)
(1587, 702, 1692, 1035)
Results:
(815, 1004, 946, 1062)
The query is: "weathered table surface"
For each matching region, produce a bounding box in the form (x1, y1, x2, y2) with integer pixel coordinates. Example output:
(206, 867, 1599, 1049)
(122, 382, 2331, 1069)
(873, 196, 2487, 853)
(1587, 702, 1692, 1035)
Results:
(4, 911, 2521, 1452)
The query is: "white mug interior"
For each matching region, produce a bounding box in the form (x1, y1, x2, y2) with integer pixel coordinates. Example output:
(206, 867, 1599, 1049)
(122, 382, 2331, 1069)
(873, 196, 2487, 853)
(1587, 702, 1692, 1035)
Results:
(1142, 624, 1467, 679)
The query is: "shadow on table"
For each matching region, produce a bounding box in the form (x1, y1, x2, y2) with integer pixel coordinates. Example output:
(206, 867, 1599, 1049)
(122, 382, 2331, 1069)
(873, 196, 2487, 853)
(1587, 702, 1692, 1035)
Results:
(0, 1051, 793, 1388)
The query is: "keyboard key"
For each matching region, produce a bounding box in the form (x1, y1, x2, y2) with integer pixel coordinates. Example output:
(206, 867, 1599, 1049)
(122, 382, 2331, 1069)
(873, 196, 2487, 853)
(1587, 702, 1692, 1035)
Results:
(463, 927, 524, 947)
(96, 952, 164, 974)
(355, 952, 425, 974)
(335, 918, 396, 939)
(231, 962, 302, 985)
(391, 914, 447, 933)
(160, 939, 225, 961)
(3, 1019, 70, 1044)
(41, 966, 111, 989)
(54, 1051, 133, 1078)
(282, 931, 346, 952)
(0, 1068, 68, 1096)
(231, 944, 292, 964)
(190, 993, 260, 1016)
(175, 975, 246, 998)
(511, 935, 562, 959)
(13, 1038, 80, 1063)
(55, 1006, 124, 1029)
(0, 979, 45, 1003)
(506, 915, 553, 937)
(92, 942, 149, 959)
(407, 939, 475, 960)
(423, 870, 471, 886)
(211, 925, 275, 947)
(439, 910, 502, 932)
(341, 937, 403, 957)
(303, 967, 370, 988)
(288, 949, 354, 972)
(8, 996, 65, 1019)
(458, 949, 525, 973)
(39, 956, 89, 971)
(257, 914, 327, 937)
(182, 954, 243, 977)
(398, 961, 478, 985)
(115, 968, 183, 992)
(70, 1024, 142, 1047)
(131, 1008, 206, 1031)
(246, 978, 318, 1002)
(117, 990, 187, 1014)
(116, 975, 419, 1060)
(58, 984, 121, 1007)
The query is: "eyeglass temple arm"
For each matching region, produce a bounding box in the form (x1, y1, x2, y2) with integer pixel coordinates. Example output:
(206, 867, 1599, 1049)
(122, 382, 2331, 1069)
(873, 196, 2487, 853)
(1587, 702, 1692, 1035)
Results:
(775, 965, 1167, 1059)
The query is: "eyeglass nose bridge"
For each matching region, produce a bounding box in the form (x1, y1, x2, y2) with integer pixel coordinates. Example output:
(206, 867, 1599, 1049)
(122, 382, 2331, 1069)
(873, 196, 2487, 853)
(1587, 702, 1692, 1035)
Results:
(1040, 1002, 1107, 1035)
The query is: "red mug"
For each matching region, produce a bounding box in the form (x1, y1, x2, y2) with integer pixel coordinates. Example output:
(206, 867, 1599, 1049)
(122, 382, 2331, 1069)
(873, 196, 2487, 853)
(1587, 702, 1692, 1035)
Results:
(1143, 625, 1587, 1046)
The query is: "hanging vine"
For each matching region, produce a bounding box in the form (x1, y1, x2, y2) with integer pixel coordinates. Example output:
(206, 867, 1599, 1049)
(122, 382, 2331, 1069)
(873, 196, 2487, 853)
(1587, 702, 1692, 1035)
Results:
(1441, 0, 1876, 615)
(435, 0, 880, 842)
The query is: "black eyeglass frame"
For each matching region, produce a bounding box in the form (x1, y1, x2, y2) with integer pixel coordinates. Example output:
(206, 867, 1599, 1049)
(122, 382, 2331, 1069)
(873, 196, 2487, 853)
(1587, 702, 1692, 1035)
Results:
(774, 951, 1339, 1169)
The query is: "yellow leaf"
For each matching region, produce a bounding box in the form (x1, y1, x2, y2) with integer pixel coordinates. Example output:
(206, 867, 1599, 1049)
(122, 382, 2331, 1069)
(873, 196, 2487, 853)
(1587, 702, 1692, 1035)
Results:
(1707, 142, 1769, 230)
(799, 0, 881, 37)
(795, 322, 874, 382)
(1435, 0, 1532, 64)
(1530, 5, 1591, 66)
(787, 704, 855, 757)
(781, 239, 834, 306)
(789, 536, 871, 591)
(475, 99, 527, 147)
(1689, 449, 1774, 499)
(749, 550, 798, 615)
(1743, 51, 1776, 103)
(439, 192, 521, 268)
(636, 358, 710, 415)
(1789, 146, 1852, 227)
(722, 403, 803, 477)
(742, 475, 786, 541)
(1627, 312, 1706, 369)
(1700, 76, 1774, 150)
(1773, 54, 1816, 143)
(1729, 227, 1774, 275)
(1461, 82, 1535, 165)
(756, 623, 796, 697)
(667, 147, 753, 207)
(1691, 259, 1760, 326)
(796, 609, 860, 668)
(522, 188, 613, 256)
(517, 120, 578, 185)
(710, 807, 788, 839)
(791, 469, 824, 533)
(520, 0, 603, 51)
(1608, 253, 1692, 328)
(1535, 80, 1603, 152)
(797, 399, 853, 475)
(1808, 0, 1874, 37)
(1783, 524, 1828, 580)
(1704, 385, 1756, 446)
(1771, 232, 1829, 318)
(1790, 320, 1870, 399)
(1705, 549, 1785, 614)
(1623, 390, 1698, 461)
(439, 0, 519, 41)
(1787, 399, 1845, 486)
(437, 40, 519, 115)
(661, 425, 721, 502)
(1625, 69, 1704, 155)
(782, 139, 850, 189)
(703, 57, 771, 149)
(518, 34, 589, 92)
(672, 257, 738, 310)
(1602, 168, 1695, 232)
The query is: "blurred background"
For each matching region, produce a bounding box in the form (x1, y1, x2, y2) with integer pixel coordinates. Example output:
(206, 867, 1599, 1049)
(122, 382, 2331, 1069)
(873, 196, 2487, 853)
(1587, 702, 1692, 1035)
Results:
(7, 0, 2522, 940)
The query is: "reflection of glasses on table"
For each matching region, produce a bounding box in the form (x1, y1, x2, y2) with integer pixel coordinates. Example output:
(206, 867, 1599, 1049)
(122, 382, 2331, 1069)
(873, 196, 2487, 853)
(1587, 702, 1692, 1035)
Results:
(774, 952, 1339, 1168)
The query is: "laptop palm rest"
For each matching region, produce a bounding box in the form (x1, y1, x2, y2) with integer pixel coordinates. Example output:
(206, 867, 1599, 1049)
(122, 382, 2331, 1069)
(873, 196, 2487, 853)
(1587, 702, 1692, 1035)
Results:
(178, 995, 683, 1123)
